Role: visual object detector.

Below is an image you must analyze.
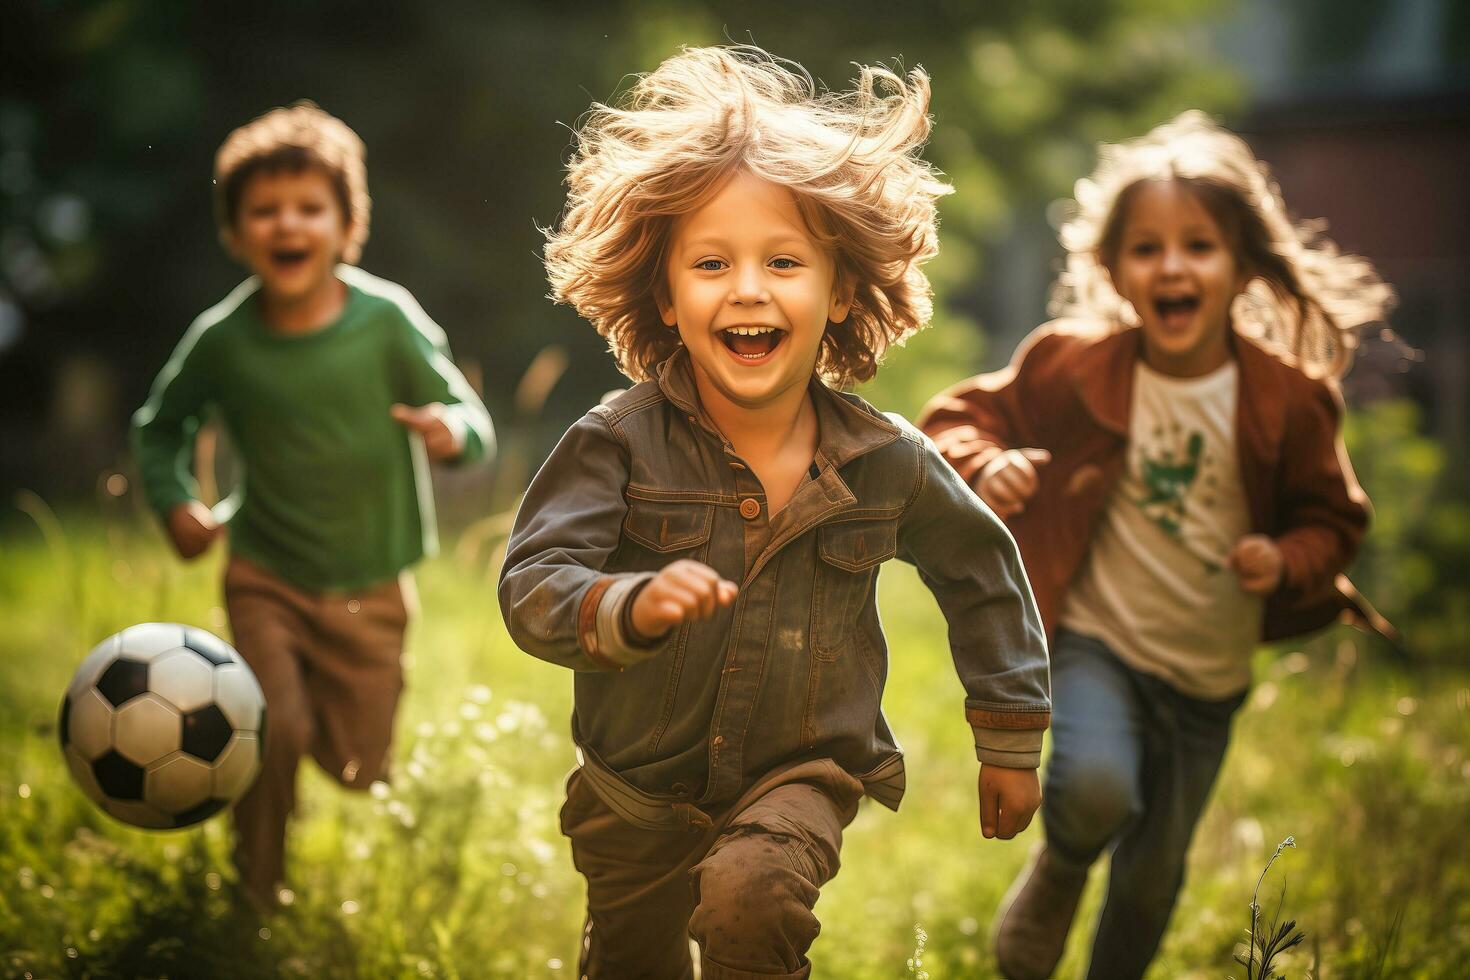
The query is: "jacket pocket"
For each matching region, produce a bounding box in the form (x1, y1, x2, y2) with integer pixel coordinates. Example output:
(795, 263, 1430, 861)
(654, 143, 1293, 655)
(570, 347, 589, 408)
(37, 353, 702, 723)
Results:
(622, 500, 715, 553)
(811, 520, 896, 661)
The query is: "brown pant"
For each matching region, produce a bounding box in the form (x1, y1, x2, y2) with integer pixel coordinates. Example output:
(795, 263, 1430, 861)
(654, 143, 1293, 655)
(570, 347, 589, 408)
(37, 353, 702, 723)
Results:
(223, 556, 410, 903)
(560, 759, 864, 980)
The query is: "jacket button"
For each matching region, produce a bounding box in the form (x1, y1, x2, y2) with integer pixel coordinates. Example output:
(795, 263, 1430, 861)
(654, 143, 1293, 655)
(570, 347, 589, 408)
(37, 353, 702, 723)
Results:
(739, 498, 761, 520)
(712, 735, 724, 746)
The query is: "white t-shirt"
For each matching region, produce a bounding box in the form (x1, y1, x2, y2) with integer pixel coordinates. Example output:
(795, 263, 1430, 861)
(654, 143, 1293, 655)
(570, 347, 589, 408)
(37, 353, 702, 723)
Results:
(1060, 359, 1262, 699)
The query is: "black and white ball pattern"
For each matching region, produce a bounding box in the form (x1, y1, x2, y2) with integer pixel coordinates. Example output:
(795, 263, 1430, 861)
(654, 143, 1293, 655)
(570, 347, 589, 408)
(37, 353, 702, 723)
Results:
(59, 623, 266, 829)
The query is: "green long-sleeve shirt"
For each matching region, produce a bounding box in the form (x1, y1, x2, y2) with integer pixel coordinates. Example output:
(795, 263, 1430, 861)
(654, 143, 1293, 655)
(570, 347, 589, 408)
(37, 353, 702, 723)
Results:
(132, 265, 494, 592)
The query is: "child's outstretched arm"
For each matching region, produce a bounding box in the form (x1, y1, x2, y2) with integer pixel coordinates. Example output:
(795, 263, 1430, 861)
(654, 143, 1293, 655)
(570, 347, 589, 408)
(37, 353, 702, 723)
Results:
(917, 326, 1074, 518)
(498, 407, 733, 671)
(894, 422, 1051, 840)
(387, 288, 494, 466)
(918, 328, 1053, 485)
(131, 316, 222, 560)
(1251, 378, 1369, 600)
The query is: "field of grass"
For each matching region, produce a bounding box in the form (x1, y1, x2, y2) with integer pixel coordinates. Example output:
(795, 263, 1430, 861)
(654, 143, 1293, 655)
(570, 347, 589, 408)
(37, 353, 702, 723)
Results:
(2, 511, 1467, 978)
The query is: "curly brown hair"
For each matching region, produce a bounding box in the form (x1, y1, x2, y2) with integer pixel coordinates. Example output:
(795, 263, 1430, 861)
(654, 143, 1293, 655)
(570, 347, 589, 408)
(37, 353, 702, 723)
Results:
(214, 101, 371, 264)
(1051, 111, 1394, 379)
(544, 45, 952, 387)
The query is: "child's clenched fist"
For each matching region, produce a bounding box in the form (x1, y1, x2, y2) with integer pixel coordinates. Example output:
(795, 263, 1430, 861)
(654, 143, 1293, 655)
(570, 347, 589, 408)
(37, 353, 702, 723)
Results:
(630, 559, 738, 641)
(166, 500, 222, 560)
(976, 448, 1051, 519)
(1228, 534, 1284, 596)
(391, 402, 461, 461)
(979, 764, 1041, 840)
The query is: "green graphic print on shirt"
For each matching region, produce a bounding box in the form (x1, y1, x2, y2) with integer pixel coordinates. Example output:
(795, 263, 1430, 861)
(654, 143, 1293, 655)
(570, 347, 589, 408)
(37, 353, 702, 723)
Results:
(1129, 425, 1225, 572)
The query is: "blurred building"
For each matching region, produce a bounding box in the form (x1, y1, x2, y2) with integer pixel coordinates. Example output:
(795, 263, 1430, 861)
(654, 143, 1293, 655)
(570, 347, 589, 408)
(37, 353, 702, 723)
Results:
(1222, 0, 1470, 451)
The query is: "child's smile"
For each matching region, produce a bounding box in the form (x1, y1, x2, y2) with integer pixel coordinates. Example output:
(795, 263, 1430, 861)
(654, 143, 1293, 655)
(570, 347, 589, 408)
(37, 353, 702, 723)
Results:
(1152, 293, 1201, 334)
(268, 247, 312, 273)
(718, 323, 787, 362)
(660, 170, 850, 412)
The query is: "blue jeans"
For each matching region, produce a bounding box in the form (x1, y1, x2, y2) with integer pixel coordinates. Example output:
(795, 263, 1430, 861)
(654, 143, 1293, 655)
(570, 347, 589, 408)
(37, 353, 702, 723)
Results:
(1042, 628, 1245, 980)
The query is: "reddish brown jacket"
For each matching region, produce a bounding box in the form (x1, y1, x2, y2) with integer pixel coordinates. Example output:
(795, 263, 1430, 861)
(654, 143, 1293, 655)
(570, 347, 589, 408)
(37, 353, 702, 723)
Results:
(917, 321, 1381, 644)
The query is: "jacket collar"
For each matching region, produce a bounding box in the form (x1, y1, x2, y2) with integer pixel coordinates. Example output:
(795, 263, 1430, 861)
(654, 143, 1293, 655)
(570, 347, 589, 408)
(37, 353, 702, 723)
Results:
(654, 347, 899, 471)
(1067, 327, 1137, 436)
(1068, 325, 1286, 467)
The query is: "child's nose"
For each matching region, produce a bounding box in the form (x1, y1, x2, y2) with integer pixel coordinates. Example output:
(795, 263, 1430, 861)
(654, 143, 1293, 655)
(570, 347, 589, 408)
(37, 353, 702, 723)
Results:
(1160, 245, 1186, 275)
(728, 265, 770, 305)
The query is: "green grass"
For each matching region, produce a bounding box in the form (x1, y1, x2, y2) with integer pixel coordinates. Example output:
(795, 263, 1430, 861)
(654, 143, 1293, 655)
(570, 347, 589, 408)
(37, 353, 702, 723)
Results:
(2, 514, 1467, 978)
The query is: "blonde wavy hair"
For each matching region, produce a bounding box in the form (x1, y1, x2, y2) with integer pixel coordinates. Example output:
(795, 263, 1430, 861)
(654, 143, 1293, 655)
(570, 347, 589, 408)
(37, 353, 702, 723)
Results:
(544, 45, 953, 386)
(1051, 111, 1394, 379)
(214, 101, 371, 264)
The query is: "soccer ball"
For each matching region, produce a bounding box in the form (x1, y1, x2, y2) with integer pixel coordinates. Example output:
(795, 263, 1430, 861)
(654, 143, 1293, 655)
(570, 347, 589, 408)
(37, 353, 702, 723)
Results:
(58, 623, 266, 829)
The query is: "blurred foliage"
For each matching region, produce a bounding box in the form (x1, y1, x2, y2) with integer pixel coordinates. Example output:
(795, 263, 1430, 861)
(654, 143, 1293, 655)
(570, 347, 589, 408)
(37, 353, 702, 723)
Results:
(1343, 400, 1470, 661)
(0, 0, 1243, 481)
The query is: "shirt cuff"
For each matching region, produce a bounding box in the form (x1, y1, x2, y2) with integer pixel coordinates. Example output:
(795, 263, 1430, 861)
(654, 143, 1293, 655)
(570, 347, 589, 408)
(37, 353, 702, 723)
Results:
(441, 411, 468, 458)
(593, 572, 660, 668)
(972, 726, 1044, 768)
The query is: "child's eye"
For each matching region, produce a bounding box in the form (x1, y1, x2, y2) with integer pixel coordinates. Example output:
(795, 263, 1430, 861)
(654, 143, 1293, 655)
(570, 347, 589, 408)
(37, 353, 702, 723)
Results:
(695, 259, 726, 272)
(769, 257, 800, 270)
(1129, 242, 1159, 257)
(1188, 238, 1217, 253)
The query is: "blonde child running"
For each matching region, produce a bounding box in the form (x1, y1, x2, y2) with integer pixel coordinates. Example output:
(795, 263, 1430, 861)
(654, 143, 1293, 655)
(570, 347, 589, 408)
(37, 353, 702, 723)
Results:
(919, 111, 1393, 980)
(501, 46, 1050, 978)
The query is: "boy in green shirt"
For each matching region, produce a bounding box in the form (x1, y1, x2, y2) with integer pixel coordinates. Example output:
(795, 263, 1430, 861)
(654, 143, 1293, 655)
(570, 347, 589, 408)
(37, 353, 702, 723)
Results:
(132, 102, 492, 907)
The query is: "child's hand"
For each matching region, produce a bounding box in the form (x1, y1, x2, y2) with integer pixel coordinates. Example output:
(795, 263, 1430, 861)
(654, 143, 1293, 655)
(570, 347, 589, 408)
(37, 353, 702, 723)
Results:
(391, 402, 460, 461)
(167, 501, 221, 560)
(978, 763, 1041, 840)
(1228, 534, 1284, 596)
(630, 559, 738, 640)
(976, 448, 1051, 519)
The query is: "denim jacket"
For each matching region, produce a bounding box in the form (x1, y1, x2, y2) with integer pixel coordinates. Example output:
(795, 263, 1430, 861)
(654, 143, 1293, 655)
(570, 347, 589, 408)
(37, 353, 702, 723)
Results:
(499, 350, 1050, 830)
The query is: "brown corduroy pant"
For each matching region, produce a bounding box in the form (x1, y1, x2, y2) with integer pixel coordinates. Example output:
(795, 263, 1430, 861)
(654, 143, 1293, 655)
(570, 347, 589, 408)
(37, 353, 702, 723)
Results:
(223, 556, 410, 905)
(560, 758, 865, 980)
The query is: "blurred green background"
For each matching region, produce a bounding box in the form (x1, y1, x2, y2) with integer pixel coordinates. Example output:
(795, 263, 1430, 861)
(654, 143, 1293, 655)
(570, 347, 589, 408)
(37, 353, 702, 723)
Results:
(2, 0, 1468, 976)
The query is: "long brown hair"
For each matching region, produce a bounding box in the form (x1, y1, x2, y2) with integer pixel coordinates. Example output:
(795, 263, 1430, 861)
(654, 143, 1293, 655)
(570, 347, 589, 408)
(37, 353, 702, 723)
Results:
(1053, 111, 1394, 379)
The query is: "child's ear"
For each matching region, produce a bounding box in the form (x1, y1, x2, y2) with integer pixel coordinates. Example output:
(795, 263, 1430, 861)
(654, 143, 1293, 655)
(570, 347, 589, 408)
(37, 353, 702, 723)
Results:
(340, 218, 360, 266)
(220, 226, 242, 262)
(828, 276, 855, 325)
(1234, 264, 1255, 297)
(655, 282, 676, 328)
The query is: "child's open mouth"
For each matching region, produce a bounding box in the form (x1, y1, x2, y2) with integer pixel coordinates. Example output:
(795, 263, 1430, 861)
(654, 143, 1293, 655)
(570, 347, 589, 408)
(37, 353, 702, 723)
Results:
(270, 248, 311, 271)
(1153, 295, 1200, 330)
(719, 325, 786, 362)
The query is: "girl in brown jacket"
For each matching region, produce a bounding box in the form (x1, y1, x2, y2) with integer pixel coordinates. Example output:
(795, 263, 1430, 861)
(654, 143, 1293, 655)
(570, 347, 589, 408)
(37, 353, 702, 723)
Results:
(918, 112, 1395, 980)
